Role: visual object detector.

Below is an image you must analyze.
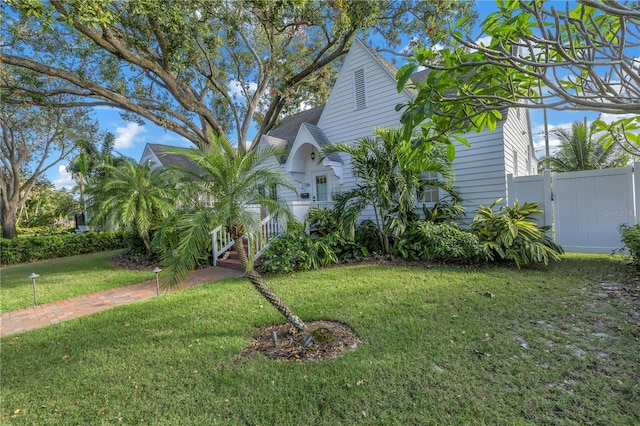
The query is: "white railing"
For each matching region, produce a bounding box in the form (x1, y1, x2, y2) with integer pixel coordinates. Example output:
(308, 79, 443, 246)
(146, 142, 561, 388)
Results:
(211, 224, 234, 267)
(210, 214, 282, 266)
(252, 214, 281, 260)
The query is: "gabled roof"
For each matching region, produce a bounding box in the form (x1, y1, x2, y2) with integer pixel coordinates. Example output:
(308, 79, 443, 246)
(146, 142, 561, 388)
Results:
(142, 144, 195, 169)
(357, 39, 419, 98)
(263, 105, 325, 163)
(301, 123, 341, 163)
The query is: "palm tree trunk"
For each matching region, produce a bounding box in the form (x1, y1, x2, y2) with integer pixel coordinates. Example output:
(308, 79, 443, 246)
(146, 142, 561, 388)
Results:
(234, 236, 306, 332)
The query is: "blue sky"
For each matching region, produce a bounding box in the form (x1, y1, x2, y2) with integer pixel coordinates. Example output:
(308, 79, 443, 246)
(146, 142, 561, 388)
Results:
(49, 0, 614, 190)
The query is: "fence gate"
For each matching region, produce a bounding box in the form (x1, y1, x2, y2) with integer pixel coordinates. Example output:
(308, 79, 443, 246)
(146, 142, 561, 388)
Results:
(508, 165, 637, 254)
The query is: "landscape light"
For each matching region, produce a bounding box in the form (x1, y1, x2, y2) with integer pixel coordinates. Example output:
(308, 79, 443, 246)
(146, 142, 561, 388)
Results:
(28, 273, 40, 306)
(152, 267, 162, 297)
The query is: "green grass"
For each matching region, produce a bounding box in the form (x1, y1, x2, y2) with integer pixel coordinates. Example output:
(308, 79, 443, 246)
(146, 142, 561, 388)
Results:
(0, 250, 154, 312)
(1, 254, 639, 425)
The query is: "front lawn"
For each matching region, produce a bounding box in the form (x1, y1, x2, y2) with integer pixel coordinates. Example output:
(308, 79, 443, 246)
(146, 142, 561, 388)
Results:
(1, 254, 638, 424)
(0, 250, 155, 313)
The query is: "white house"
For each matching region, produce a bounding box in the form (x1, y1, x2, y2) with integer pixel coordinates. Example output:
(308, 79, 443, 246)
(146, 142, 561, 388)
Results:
(256, 38, 537, 224)
(141, 38, 536, 226)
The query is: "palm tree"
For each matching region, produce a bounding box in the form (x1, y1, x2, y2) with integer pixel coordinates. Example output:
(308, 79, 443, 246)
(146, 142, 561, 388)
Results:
(86, 160, 176, 254)
(322, 127, 454, 254)
(540, 120, 629, 172)
(158, 136, 306, 331)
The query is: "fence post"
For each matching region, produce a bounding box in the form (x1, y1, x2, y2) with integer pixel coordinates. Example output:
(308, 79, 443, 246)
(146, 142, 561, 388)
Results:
(543, 170, 553, 236)
(634, 162, 640, 225)
(506, 174, 514, 205)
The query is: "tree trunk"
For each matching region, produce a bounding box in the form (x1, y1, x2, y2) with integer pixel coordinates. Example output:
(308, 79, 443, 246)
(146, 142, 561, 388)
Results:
(1, 203, 18, 239)
(233, 236, 306, 332)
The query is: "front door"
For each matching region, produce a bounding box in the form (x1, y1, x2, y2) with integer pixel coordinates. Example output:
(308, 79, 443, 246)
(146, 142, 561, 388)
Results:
(313, 173, 329, 202)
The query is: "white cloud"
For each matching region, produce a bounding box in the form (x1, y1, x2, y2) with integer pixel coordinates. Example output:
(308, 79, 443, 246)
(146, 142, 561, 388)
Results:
(475, 35, 493, 47)
(597, 113, 637, 123)
(531, 121, 573, 157)
(229, 79, 257, 98)
(51, 164, 75, 191)
(114, 122, 147, 149)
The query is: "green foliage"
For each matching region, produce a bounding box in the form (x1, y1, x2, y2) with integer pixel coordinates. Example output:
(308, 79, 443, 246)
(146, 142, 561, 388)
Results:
(307, 207, 340, 237)
(619, 224, 640, 267)
(393, 221, 487, 264)
(354, 219, 382, 254)
(323, 127, 454, 255)
(0, 231, 128, 265)
(470, 199, 564, 268)
(16, 226, 75, 236)
(261, 229, 318, 274)
(539, 121, 629, 172)
(421, 194, 466, 223)
(3, 1, 476, 151)
(260, 223, 370, 274)
(87, 161, 177, 254)
(396, 1, 638, 150)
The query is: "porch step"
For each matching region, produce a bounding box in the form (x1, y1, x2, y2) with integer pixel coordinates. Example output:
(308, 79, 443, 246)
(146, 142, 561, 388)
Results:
(216, 255, 244, 270)
(216, 248, 263, 271)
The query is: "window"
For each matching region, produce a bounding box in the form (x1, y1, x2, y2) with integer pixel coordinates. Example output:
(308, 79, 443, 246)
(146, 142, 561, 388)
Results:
(418, 171, 439, 203)
(353, 68, 366, 110)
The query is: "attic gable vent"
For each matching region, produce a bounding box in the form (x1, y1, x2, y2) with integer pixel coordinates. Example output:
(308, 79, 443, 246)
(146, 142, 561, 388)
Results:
(353, 68, 366, 110)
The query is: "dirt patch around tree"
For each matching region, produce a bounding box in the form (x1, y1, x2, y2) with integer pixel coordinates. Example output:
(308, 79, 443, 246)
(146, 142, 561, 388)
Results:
(243, 320, 359, 362)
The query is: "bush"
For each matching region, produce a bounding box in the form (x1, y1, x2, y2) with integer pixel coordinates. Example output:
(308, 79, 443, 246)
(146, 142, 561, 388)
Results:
(260, 227, 345, 273)
(307, 207, 340, 236)
(470, 199, 564, 268)
(16, 226, 75, 236)
(355, 220, 382, 254)
(0, 231, 128, 265)
(393, 221, 487, 263)
(619, 224, 640, 266)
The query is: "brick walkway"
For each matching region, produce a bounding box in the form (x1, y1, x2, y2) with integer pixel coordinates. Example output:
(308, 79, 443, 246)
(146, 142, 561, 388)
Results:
(0, 266, 243, 337)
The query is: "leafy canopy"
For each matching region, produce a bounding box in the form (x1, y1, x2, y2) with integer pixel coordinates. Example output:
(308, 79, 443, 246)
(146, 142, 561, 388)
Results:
(1, 0, 476, 152)
(396, 0, 640, 150)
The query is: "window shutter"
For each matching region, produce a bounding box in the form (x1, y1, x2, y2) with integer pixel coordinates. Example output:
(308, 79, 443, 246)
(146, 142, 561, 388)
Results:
(353, 68, 366, 110)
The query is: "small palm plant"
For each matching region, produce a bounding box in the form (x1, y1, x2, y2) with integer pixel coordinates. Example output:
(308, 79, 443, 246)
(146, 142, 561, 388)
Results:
(322, 127, 454, 255)
(540, 120, 629, 172)
(470, 198, 564, 268)
(86, 160, 177, 255)
(157, 136, 306, 331)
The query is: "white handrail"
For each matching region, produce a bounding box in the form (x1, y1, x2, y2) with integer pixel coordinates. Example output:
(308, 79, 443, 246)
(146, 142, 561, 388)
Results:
(211, 224, 234, 266)
(253, 214, 281, 259)
(210, 214, 282, 266)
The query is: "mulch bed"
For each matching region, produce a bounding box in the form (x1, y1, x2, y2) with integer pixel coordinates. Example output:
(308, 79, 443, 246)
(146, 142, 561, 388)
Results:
(243, 320, 359, 362)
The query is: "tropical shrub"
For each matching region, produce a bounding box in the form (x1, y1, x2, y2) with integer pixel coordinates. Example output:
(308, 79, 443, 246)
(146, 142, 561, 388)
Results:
(307, 207, 340, 236)
(0, 231, 128, 265)
(470, 199, 564, 268)
(421, 195, 466, 223)
(355, 219, 382, 254)
(619, 224, 640, 266)
(260, 228, 330, 273)
(393, 221, 487, 263)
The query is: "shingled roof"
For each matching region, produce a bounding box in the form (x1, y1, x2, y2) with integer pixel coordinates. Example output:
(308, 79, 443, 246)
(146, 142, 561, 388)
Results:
(142, 143, 209, 180)
(263, 105, 325, 163)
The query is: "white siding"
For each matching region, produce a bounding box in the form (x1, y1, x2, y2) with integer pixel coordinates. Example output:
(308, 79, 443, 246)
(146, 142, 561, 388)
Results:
(318, 40, 411, 143)
(503, 108, 536, 177)
(317, 39, 413, 221)
(451, 126, 507, 223)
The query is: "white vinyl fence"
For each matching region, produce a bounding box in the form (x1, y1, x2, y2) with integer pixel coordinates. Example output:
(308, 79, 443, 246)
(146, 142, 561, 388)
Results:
(507, 164, 637, 253)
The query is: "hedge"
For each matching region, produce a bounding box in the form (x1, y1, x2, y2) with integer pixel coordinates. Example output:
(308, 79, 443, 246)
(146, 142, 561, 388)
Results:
(0, 231, 129, 265)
